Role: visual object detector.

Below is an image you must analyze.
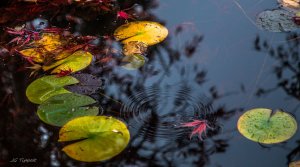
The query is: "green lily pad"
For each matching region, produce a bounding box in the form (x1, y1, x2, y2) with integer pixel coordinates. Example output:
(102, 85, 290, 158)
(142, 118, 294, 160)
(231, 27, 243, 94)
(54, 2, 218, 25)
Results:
(42, 50, 93, 74)
(37, 93, 99, 126)
(26, 75, 79, 104)
(121, 54, 146, 70)
(237, 108, 297, 144)
(59, 116, 130, 162)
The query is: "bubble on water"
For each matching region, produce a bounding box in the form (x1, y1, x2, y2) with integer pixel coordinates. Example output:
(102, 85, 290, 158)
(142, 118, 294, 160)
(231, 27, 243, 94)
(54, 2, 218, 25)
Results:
(31, 18, 49, 30)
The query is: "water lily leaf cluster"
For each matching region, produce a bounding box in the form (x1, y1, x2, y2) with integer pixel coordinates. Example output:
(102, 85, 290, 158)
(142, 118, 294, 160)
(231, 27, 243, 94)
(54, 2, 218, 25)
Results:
(26, 74, 130, 161)
(59, 116, 130, 162)
(237, 108, 297, 144)
(19, 33, 93, 74)
(114, 21, 168, 69)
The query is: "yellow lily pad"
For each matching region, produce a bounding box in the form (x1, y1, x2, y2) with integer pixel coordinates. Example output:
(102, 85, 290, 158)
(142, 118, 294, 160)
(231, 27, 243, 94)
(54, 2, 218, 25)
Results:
(59, 116, 130, 162)
(122, 41, 148, 56)
(19, 33, 64, 63)
(278, 0, 300, 12)
(36, 33, 63, 52)
(114, 21, 168, 46)
(237, 108, 297, 144)
(289, 160, 300, 167)
(19, 48, 45, 63)
(42, 50, 93, 74)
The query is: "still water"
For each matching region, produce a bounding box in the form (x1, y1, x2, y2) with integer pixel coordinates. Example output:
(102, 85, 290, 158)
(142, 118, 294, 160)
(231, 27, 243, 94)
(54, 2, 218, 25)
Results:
(0, 0, 300, 167)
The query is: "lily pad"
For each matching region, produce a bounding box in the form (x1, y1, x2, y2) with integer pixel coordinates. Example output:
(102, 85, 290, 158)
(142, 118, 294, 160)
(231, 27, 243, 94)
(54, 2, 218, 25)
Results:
(114, 21, 168, 46)
(121, 54, 146, 70)
(122, 41, 148, 56)
(42, 50, 93, 74)
(37, 93, 99, 126)
(237, 108, 297, 144)
(289, 160, 300, 167)
(65, 73, 103, 95)
(256, 9, 299, 32)
(59, 116, 130, 162)
(19, 33, 64, 63)
(26, 75, 79, 104)
(278, 0, 300, 12)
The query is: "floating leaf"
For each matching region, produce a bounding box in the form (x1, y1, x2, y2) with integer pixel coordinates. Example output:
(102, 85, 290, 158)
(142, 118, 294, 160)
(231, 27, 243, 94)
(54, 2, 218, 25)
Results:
(19, 48, 45, 63)
(289, 160, 300, 167)
(122, 41, 148, 56)
(19, 33, 64, 63)
(256, 9, 299, 32)
(59, 116, 130, 162)
(114, 21, 168, 46)
(65, 73, 103, 95)
(121, 54, 146, 70)
(237, 108, 297, 144)
(37, 93, 99, 126)
(42, 50, 93, 74)
(36, 33, 63, 51)
(26, 75, 79, 104)
(278, 0, 300, 12)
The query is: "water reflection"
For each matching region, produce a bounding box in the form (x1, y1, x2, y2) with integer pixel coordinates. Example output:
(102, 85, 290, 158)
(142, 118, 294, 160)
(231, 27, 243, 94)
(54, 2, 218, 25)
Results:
(0, 0, 299, 166)
(120, 83, 216, 142)
(254, 33, 300, 163)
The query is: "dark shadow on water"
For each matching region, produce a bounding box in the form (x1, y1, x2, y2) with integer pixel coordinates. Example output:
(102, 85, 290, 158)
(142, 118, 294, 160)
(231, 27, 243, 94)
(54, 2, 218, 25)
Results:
(0, 0, 299, 167)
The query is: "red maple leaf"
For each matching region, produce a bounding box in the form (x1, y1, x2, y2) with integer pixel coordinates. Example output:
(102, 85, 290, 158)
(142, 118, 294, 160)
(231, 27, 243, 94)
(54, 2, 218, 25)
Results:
(180, 119, 212, 140)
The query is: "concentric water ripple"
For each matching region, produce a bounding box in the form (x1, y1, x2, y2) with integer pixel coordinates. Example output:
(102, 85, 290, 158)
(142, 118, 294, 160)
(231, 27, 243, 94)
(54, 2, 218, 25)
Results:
(120, 84, 215, 142)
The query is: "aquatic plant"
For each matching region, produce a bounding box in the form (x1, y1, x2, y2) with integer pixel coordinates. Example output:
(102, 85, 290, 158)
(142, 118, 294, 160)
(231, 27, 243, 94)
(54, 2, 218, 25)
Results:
(37, 93, 99, 126)
(26, 75, 79, 104)
(59, 116, 130, 162)
(181, 119, 212, 140)
(237, 108, 297, 144)
(114, 21, 168, 69)
(42, 50, 93, 74)
(289, 160, 300, 167)
(114, 21, 168, 46)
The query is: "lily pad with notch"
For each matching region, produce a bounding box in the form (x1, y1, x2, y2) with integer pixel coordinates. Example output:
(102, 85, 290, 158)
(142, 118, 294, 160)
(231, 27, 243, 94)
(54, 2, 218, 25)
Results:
(42, 50, 93, 74)
(26, 75, 79, 104)
(65, 73, 103, 95)
(256, 9, 299, 32)
(59, 116, 130, 162)
(237, 108, 297, 144)
(114, 21, 168, 46)
(37, 93, 100, 126)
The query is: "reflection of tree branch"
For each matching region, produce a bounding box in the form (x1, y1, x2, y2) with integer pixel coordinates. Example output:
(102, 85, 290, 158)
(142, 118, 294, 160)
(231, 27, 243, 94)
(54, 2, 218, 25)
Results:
(0, 0, 242, 166)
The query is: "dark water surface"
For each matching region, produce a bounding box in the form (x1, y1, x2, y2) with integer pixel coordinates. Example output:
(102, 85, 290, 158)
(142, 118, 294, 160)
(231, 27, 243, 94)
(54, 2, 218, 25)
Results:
(1, 0, 300, 167)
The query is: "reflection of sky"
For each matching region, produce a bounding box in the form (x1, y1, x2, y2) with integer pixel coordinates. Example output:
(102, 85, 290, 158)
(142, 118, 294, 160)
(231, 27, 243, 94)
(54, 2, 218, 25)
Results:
(150, 0, 300, 166)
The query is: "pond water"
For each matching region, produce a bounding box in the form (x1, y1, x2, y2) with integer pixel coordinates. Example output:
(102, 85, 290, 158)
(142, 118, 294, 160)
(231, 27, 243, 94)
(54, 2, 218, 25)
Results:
(1, 0, 300, 167)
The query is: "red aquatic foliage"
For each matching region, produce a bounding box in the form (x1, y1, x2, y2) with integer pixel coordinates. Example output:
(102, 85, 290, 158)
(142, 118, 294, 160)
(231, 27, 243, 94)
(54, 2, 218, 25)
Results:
(6, 28, 40, 46)
(56, 68, 73, 77)
(6, 27, 66, 46)
(180, 119, 212, 140)
(293, 16, 300, 25)
(117, 11, 130, 19)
